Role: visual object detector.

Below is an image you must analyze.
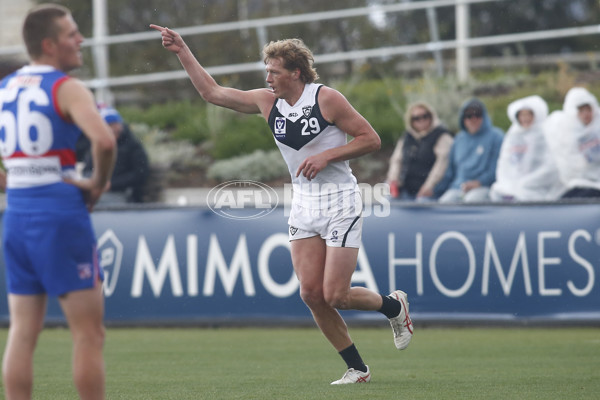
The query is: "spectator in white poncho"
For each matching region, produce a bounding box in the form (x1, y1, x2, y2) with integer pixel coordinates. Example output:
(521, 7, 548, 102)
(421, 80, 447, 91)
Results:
(545, 87, 600, 199)
(490, 95, 562, 202)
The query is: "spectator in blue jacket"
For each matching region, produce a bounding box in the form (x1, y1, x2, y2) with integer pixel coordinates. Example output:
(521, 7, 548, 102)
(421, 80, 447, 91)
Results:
(435, 98, 504, 203)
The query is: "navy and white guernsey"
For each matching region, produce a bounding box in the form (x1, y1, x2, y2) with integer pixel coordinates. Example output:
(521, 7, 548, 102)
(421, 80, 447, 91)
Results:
(267, 83, 358, 200)
(0, 65, 84, 211)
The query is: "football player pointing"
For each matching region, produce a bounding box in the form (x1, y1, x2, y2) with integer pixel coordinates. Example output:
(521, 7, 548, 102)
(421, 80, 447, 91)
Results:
(151, 24, 413, 384)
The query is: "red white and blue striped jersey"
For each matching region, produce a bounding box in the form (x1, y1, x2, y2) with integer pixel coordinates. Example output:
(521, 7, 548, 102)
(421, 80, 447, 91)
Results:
(0, 65, 84, 210)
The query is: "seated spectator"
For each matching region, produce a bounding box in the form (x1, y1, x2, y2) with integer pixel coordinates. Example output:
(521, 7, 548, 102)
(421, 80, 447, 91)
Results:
(435, 98, 504, 203)
(386, 102, 454, 201)
(490, 95, 562, 202)
(82, 106, 150, 203)
(545, 87, 600, 199)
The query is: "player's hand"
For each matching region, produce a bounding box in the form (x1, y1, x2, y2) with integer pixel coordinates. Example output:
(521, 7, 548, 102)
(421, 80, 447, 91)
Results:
(64, 177, 110, 212)
(296, 155, 328, 181)
(150, 24, 186, 54)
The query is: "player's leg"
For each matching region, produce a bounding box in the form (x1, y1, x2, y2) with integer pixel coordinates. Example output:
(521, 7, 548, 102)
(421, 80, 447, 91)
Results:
(59, 284, 105, 400)
(322, 246, 382, 311)
(310, 245, 376, 383)
(324, 211, 413, 350)
(291, 236, 354, 351)
(2, 293, 47, 400)
(292, 236, 370, 384)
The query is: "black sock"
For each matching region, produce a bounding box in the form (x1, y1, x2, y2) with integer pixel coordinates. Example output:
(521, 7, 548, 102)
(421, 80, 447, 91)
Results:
(378, 294, 402, 319)
(338, 343, 367, 373)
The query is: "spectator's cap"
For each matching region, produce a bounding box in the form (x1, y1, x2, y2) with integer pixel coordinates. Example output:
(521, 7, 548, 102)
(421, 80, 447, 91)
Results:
(463, 99, 485, 116)
(100, 106, 123, 124)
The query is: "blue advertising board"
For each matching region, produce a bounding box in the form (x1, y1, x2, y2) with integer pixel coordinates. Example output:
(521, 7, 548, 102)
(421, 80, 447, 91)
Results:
(0, 202, 598, 325)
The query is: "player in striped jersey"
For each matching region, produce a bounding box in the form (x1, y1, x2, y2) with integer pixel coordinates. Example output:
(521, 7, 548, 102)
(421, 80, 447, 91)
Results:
(0, 5, 115, 399)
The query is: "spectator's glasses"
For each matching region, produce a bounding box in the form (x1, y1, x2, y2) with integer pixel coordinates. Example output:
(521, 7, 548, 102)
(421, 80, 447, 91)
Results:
(464, 111, 483, 120)
(411, 113, 431, 122)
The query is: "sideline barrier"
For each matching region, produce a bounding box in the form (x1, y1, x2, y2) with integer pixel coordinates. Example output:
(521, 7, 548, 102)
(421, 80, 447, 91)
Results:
(0, 202, 598, 325)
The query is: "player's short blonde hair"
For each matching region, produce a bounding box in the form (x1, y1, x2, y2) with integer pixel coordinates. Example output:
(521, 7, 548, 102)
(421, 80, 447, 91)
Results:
(262, 38, 319, 84)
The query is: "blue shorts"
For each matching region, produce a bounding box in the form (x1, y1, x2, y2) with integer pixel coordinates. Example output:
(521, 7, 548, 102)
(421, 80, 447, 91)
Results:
(3, 209, 103, 296)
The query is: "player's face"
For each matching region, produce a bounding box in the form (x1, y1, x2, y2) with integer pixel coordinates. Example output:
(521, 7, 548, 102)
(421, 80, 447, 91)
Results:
(265, 58, 296, 100)
(53, 15, 84, 72)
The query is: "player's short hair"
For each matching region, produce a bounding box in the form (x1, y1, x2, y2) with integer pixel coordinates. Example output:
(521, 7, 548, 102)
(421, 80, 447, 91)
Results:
(262, 39, 319, 84)
(22, 4, 71, 59)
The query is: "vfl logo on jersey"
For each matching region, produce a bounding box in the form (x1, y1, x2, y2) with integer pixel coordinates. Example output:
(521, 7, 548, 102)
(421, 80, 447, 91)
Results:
(275, 117, 286, 138)
(302, 106, 313, 118)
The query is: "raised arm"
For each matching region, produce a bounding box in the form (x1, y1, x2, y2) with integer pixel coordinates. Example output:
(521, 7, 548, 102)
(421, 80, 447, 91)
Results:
(150, 24, 273, 116)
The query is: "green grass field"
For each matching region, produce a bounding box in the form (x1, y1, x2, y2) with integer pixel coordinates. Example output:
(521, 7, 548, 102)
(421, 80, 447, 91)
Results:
(0, 326, 598, 399)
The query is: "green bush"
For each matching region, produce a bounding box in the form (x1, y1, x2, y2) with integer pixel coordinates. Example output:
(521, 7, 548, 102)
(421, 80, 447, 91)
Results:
(120, 68, 600, 168)
(334, 78, 406, 147)
(207, 149, 288, 181)
(209, 110, 277, 159)
(120, 101, 210, 144)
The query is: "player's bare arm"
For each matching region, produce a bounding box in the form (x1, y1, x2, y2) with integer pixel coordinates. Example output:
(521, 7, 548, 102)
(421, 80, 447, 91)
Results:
(296, 86, 381, 180)
(150, 24, 274, 116)
(58, 79, 116, 208)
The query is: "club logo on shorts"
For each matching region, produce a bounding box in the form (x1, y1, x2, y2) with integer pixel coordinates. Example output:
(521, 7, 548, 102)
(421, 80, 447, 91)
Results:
(289, 226, 298, 236)
(302, 105, 312, 118)
(77, 263, 92, 279)
(275, 117, 286, 137)
(330, 230, 338, 242)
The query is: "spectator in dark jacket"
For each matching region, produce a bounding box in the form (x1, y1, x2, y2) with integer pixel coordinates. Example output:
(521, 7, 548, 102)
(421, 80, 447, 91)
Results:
(386, 101, 453, 201)
(81, 106, 149, 203)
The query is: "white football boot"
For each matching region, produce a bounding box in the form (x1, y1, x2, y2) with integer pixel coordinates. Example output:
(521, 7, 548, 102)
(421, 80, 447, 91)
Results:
(388, 290, 414, 350)
(330, 366, 371, 385)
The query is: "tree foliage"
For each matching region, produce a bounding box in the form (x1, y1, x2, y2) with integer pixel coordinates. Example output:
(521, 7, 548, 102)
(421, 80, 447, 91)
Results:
(36, 0, 600, 103)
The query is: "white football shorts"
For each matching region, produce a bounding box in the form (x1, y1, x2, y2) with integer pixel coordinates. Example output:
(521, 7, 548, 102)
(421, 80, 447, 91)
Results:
(288, 189, 363, 248)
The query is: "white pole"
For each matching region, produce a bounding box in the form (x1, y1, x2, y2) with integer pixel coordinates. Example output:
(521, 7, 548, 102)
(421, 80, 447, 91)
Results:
(455, 0, 470, 82)
(92, 0, 112, 105)
(426, 6, 444, 76)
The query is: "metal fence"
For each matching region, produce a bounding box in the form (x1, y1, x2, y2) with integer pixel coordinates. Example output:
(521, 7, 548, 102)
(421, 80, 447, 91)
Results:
(1, 0, 600, 104)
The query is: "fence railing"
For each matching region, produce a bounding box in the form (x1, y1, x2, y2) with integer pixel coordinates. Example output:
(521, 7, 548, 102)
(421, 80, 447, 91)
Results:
(2, 0, 599, 103)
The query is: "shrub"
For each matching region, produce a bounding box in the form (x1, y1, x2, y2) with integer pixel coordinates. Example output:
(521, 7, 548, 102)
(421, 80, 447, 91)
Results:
(206, 149, 288, 182)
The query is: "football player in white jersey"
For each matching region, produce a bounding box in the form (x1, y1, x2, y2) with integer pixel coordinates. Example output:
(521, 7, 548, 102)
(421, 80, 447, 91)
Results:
(151, 24, 413, 384)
